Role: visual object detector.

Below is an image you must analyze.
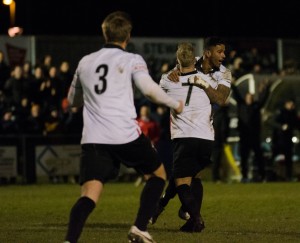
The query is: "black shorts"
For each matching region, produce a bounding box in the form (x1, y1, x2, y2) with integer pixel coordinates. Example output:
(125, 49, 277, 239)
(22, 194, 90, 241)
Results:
(79, 133, 161, 185)
(172, 137, 213, 178)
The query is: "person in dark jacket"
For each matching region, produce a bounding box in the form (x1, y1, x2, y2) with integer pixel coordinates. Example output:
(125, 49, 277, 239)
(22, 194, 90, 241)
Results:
(231, 81, 271, 182)
(268, 98, 299, 181)
(211, 102, 230, 182)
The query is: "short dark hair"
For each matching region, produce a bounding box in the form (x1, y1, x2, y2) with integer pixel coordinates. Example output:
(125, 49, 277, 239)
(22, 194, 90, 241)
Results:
(101, 11, 132, 43)
(203, 37, 226, 50)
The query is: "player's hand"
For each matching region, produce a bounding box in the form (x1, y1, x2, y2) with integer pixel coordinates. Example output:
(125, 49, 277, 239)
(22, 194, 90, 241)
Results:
(174, 100, 184, 114)
(167, 70, 180, 83)
(188, 75, 209, 89)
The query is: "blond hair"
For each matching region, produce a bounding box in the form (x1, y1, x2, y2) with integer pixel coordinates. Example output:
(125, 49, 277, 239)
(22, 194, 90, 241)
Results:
(176, 42, 195, 68)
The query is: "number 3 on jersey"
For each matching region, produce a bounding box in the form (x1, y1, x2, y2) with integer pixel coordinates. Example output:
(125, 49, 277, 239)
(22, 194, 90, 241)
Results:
(94, 64, 108, 94)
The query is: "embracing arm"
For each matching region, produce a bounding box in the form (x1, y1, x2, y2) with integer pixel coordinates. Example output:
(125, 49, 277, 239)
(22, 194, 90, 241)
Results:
(134, 72, 183, 113)
(204, 84, 231, 106)
(188, 75, 231, 106)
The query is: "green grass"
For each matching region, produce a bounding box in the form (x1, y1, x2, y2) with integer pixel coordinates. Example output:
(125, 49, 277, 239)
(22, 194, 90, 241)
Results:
(0, 182, 299, 243)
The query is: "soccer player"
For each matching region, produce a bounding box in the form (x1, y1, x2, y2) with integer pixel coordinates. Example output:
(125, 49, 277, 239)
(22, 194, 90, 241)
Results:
(64, 11, 183, 243)
(151, 38, 231, 232)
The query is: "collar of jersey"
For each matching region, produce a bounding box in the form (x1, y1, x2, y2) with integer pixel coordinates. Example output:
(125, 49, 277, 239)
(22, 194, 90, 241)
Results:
(103, 43, 124, 50)
(196, 57, 220, 73)
(180, 70, 198, 76)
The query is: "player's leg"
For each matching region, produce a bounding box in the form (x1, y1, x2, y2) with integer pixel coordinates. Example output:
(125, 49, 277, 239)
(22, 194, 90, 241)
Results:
(175, 138, 212, 232)
(64, 144, 114, 243)
(175, 177, 204, 232)
(64, 180, 102, 243)
(192, 173, 203, 214)
(128, 163, 166, 242)
(150, 177, 177, 224)
(121, 134, 166, 242)
(160, 177, 177, 207)
(177, 175, 204, 222)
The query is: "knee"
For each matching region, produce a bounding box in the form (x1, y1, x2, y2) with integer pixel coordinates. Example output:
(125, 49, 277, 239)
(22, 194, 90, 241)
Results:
(148, 163, 167, 181)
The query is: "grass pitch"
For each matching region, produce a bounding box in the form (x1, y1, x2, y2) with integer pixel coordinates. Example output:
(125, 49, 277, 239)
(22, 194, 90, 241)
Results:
(0, 181, 299, 243)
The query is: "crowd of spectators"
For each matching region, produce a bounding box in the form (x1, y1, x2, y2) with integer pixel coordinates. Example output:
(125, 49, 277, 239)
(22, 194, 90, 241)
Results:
(0, 52, 83, 136)
(1, 45, 299, 183)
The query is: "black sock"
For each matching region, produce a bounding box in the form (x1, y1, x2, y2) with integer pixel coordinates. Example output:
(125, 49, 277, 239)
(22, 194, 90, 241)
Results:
(177, 184, 198, 220)
(65, 196, 96, 243)
(134, 176, 165, 231)
(191, 178, 203, 213)
(160, 178, 177, 207)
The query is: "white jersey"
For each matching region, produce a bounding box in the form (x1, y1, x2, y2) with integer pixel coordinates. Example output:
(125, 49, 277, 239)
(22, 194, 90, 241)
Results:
(160, 64, 231, 141)
(68, 44, 180, 144)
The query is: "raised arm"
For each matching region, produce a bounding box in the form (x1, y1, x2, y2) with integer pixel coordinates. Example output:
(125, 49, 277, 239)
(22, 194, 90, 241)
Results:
(134, 71, 183, 114)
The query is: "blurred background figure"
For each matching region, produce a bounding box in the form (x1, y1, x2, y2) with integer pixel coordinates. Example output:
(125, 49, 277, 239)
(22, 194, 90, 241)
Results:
(40, 54, 53, 78)
(267, 99, 300, 181)
(211, 102, 230, 183)
(231, 80, 271, 182)
(3, 65, 29, 108)
(135, 105, 161, 186)
(0, 50, 11, 92)
(137, 105, 161, 147)
(152, 105, 173, 179)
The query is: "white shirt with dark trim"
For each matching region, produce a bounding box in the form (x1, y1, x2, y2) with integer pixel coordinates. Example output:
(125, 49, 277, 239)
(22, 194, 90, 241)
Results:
(68, 44, 180, 144)
(160, 64, 231, 141)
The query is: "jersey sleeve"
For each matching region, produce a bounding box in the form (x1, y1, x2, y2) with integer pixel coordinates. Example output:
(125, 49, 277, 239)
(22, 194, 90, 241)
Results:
(67, 68, 83, 107)
(216, 66, 232, 88)
(133, 72, 179, 110)
(131, 54, 149, 75)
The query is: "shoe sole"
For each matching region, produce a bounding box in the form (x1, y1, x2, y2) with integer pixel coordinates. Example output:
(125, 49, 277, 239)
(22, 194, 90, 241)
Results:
(128, 232, 155, 243)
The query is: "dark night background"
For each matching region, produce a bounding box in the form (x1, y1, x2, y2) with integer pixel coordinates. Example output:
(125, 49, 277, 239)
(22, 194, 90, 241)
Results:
(0, 0, 299, 38)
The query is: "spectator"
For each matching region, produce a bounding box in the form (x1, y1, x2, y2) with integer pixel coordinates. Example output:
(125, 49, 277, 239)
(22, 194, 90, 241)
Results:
(3, 65, 29, 107)
(231, 80, 271, 182)
(0, 50, 11, 92)
(44, 106, 63, 135)
(29, 66, 45, 105)
(24, 104, 44, 135)
(61, 98, 83, 135)
(22, 61, 34, 81)
(0, 108, 19, 134)
(137, 105, 161, 146)
(211, 102, 230, 183)
(40, 54, 53, 78)
(267, 98, 300, 181)
(57, 61, 73, 101)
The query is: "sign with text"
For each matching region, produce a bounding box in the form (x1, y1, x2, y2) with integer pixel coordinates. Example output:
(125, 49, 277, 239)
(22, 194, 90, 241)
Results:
(0, 146, 17, 177)
(35, 145, 80, 177)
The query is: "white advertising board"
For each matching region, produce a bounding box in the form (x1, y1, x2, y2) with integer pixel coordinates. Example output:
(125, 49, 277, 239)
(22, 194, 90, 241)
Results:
(35, 145, 80, 177)
(0, 146, 17, 177)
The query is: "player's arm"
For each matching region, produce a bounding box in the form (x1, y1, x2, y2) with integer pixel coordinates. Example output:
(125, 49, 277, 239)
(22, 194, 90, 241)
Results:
(204, 84, 230, 106)
(133, 72, 183, 113)
(188, 68, 232, 106)
(161, 63, 180, 82)
(67, 71, 83, 107)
